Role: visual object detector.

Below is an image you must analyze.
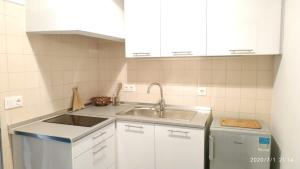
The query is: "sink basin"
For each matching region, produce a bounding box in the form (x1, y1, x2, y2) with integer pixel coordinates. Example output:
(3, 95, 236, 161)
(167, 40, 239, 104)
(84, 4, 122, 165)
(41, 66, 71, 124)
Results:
(117, 106, 197, 121)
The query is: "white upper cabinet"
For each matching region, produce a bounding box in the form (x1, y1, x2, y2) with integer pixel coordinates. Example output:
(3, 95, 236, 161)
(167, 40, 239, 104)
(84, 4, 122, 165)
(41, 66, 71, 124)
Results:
(26, 0, 124, 41)
(207, 0, 282, 56)
(124, 0, 161, 57)
(161, 0, 207, 57)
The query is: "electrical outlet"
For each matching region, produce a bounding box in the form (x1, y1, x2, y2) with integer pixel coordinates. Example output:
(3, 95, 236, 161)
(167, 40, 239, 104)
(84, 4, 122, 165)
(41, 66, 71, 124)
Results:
(5, 96, 23, 110)
(123, 84, 136, 92)
(197, 87, 207, 96)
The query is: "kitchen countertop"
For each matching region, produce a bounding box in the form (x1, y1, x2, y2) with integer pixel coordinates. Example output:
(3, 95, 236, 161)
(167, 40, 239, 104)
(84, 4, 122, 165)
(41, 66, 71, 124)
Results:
(11, 103, 211, 143)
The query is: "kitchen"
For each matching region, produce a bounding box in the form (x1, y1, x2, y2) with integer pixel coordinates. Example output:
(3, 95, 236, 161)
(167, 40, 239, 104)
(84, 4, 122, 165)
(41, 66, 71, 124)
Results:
(0, 0, 299, 169)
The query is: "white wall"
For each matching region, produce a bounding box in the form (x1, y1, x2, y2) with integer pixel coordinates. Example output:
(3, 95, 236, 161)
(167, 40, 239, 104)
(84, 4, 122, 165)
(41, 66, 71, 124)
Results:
(271, 0, 300, 168)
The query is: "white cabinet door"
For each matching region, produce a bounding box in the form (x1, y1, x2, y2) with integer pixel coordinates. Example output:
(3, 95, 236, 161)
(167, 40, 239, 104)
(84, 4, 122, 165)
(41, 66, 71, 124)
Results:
(161, 0, 207, 57)
(124, 0, 161, 57)
(73, 149, 93, 169)
(207, 0, 282, 56)
(26, 0, 124, 41)
(93, 135, 116, 169)
(117, 121, 155, 169)
(155, 125, 205, 169)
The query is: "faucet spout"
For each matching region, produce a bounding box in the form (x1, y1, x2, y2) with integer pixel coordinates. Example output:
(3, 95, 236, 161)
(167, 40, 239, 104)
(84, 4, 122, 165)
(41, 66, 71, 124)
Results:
(147, 82, 165, 115)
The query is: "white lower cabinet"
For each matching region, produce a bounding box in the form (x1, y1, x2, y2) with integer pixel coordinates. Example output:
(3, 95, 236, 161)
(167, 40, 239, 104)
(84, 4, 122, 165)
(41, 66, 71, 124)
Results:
(74, 149, 93, 169)
(117, 121, 155, 169)
(155, 125, 205, 169)
(93, 135, 116, 169)
(116, 121, 205, 169)
(73, 122, 116, 169)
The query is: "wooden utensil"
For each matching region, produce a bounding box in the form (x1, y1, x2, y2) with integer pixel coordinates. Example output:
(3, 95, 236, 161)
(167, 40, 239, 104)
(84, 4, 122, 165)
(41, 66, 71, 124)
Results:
(72, 87, 85, 111)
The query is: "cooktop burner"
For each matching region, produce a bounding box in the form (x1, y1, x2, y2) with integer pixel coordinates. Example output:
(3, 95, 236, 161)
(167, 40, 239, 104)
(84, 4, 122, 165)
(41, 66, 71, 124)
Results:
(44, 114, 108, 127)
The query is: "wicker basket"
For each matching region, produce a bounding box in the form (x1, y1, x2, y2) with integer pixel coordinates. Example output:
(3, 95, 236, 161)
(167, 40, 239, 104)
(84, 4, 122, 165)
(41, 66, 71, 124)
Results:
(91, 97, 112, 106)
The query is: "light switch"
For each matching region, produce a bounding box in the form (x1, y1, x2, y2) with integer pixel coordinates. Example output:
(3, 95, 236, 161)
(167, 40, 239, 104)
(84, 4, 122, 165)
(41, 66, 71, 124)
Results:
(197, 87, 207, 96)
(4, 96, 23, 110)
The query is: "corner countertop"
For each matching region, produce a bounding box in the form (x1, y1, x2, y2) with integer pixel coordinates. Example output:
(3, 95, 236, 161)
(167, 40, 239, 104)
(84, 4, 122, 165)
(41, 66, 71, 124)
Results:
(11, 104, 211, 143)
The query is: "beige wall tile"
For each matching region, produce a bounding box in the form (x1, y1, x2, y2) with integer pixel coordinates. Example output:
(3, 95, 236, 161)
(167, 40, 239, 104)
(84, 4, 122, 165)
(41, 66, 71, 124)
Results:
(225, 98, 240, 112)
(8, 72, 24, 91)
(239, 113, 256, 120)
(226, 87, 241, 98)
(242, 56, 257, 70)
(24, 72, 40, 89)
(240, 99, 256, 113)
(184, 59, 200, 70)
(212, 70, 226, 85)
(241, 70, 257, 86)
(257, 56, 274, 70)
(198, 70, 212, 85)
(197, 96, 211, 107)
(211, 98, 225, 112)
(24, 54, 39, 72)
(199, 58, 212, 70)
(183, 70, 198, 84)
(212, 58, 226, 70)
(0, 35, 5, 53)
(0, 54, 7, 72)
(257, 70, 274, 87)
(0, 1, 4, 14)
(227, 57, 242, 70)
(226, 70, 241, 85)
(0, 73, 8, 92)
(6, 35, 23, 54)
(241, 87, 256, 99)
(182, 96, 198, 106)
(5, 15, 25, 36)
(7, 54, 24, 72)
(0, 15, 5, 34)
(211, 86, 226, 98)
(256, 99, 272, 114)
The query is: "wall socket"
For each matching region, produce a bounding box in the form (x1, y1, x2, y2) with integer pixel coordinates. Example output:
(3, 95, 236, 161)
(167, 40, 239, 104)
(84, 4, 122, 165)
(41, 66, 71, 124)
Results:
(197, 87, 207, 96)
(122, 84, 136, 92)
(5, 96, 23, 110)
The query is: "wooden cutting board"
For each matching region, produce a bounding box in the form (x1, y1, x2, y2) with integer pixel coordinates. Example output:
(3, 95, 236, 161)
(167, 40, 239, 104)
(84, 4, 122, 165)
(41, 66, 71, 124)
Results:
(221, 118, 262, 129)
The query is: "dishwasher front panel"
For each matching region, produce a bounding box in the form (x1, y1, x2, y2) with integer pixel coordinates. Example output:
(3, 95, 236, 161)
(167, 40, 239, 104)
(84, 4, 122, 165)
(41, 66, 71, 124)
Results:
(209, 129, 271, 169)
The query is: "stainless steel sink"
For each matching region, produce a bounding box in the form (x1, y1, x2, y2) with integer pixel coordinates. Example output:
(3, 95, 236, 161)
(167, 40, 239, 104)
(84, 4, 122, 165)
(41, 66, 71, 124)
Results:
(117, 106, 197, 121)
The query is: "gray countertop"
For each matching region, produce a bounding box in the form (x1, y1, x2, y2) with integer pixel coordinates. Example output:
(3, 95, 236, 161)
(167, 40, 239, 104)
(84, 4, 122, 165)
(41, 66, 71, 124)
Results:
(11, 104, 211, 143)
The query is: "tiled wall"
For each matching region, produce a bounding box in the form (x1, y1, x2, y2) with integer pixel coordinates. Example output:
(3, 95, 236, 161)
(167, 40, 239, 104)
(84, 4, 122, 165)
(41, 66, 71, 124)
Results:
(0, 2, 100, 125)
(0, 0, 274, 126)
(99, 42, 274, 123)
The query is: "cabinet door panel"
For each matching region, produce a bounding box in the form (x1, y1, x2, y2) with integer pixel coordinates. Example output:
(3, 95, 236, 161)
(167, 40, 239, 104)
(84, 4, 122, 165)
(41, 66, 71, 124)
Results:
(93, 136, 115, 169)
(155, 125, 205, 169)
(73, 149, 93, 169)
(124, 0, 161, 57)
(161, 0, 206, 57)
(207, 0, 281, 56)
(117, 121, 155, 169)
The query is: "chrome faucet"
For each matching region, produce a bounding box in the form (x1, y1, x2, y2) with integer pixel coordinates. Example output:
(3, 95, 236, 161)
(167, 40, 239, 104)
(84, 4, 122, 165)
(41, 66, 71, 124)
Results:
(147, 82, 165, 116)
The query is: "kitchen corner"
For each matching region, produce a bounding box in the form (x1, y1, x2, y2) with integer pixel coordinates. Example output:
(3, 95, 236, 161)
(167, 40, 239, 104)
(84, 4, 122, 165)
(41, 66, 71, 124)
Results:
(9, 103, 211, 143)
(9, 103, 212, 169)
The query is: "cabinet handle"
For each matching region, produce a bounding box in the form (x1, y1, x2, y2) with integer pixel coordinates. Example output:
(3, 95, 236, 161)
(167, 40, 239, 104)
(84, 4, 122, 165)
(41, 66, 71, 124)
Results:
(93, 132, 106, 139)
(229, 49, 255, 54)
(93, 145, 107, 155)
(132, 52, 151, 57)
(209, 135, 214, 161)
(172, 51, 192, 56)
(168, 130, 189, 138)
(125, 125, 144, 129)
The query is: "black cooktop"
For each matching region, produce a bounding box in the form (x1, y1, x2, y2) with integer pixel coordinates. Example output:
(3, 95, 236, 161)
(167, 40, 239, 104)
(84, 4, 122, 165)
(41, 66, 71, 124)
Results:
(44, 114, 108, 127)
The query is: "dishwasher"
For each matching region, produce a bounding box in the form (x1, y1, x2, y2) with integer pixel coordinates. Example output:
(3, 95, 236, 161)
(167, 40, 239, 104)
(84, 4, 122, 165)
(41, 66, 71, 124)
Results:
(209, 118, 271, 169)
